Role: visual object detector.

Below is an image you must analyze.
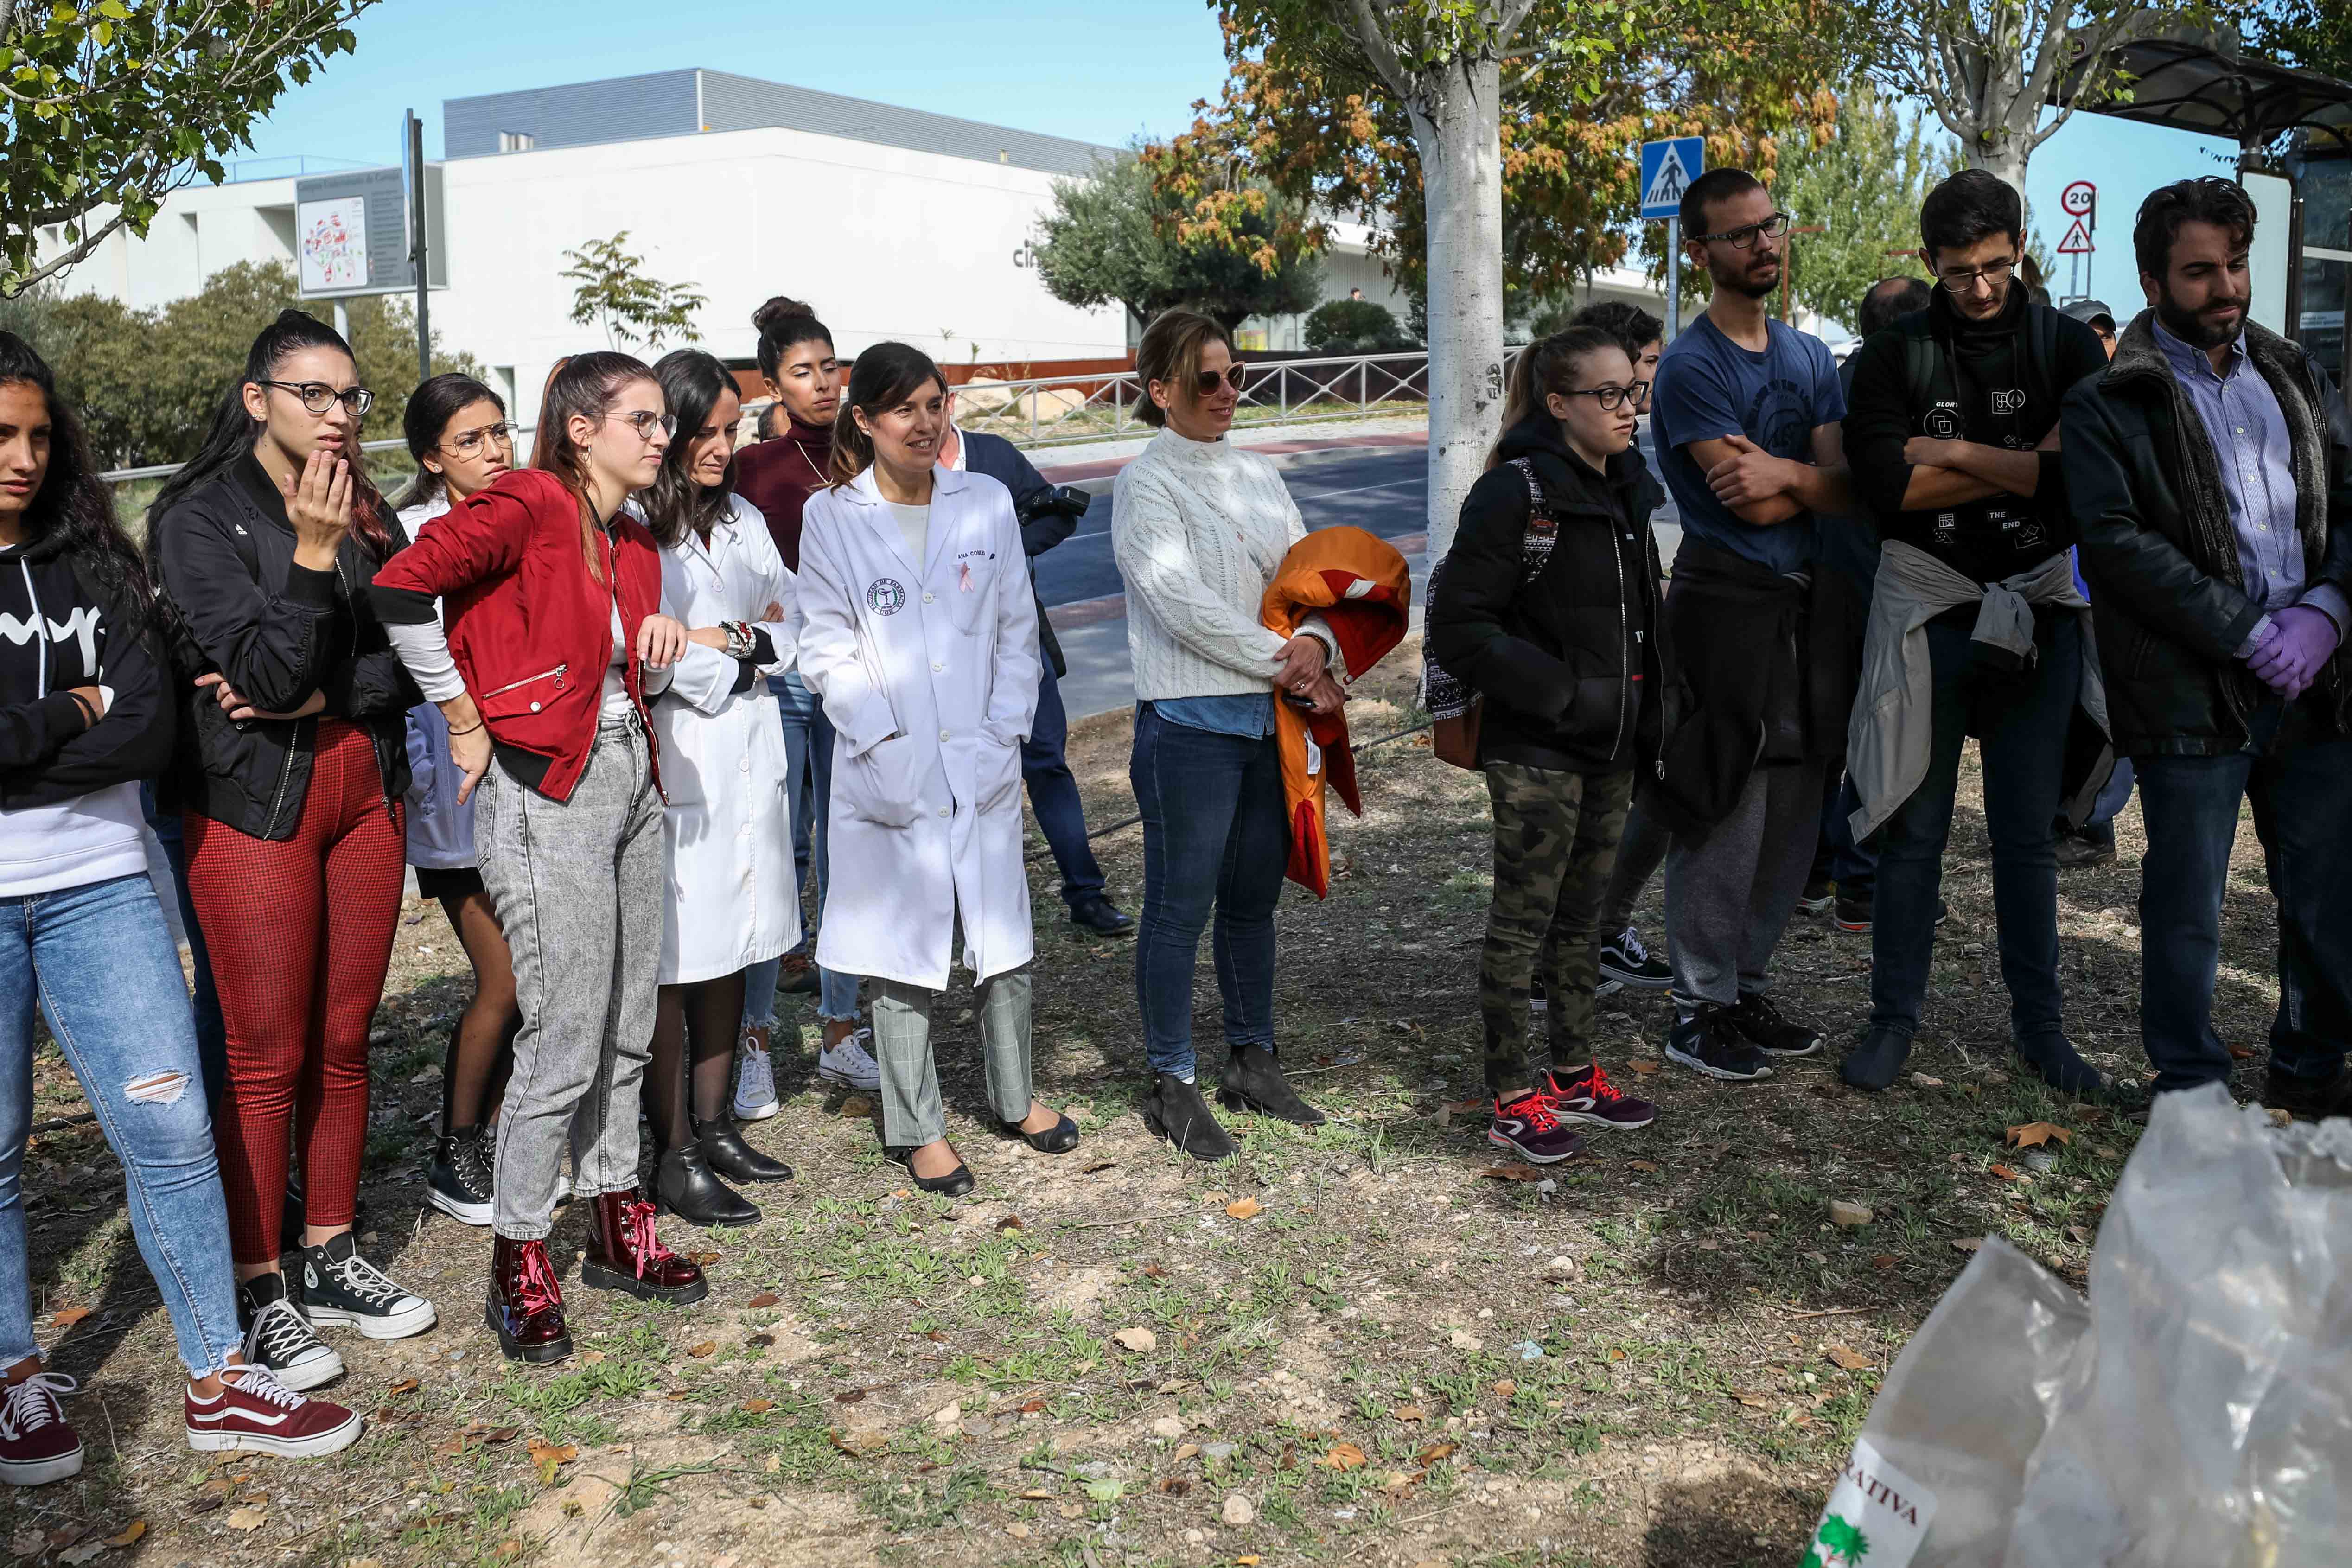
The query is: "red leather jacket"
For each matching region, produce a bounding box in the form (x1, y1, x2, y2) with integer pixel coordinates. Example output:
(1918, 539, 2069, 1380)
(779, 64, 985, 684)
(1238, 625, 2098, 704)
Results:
(372, 467, 664, 803)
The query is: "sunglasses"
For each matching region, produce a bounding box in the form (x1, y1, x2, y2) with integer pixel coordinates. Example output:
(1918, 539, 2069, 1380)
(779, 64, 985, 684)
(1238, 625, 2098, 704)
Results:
(1190, 363, 1249, 398)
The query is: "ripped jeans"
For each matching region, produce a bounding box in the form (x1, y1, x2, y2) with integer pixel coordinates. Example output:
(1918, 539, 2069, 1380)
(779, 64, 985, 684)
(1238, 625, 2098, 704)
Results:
(0, 872, 243, 1377)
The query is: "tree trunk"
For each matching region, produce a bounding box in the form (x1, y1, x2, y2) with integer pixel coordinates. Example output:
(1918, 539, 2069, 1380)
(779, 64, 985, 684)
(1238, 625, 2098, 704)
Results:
(1409, 54, 1505, 564)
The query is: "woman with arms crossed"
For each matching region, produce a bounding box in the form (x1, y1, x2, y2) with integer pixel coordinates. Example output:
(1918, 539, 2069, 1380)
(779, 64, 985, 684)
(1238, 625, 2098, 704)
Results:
(373, 352, 705, 1364)
(797, 343, 1078, 1195)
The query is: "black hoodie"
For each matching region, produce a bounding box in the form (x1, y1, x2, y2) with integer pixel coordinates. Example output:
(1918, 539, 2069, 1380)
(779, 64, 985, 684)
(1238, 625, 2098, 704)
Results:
(0, 527, 174, 893)
(1426, 416, 1671, 774)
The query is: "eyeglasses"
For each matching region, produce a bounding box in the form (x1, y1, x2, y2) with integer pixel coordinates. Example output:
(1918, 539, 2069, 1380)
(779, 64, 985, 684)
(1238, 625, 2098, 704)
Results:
(1560, 382, 1651, 412)
(438, 421, 515, 459)
(256, 380, 373, 417)
(605, 410, 677, 441)
(1191, 363, 1249, 397)
(1692, 212, 1792, 249)
(1936, 256, 2018, 294)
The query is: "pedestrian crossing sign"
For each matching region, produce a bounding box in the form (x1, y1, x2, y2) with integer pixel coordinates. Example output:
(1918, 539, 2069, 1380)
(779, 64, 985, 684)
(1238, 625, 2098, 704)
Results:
(1640, 137, 1705, 221)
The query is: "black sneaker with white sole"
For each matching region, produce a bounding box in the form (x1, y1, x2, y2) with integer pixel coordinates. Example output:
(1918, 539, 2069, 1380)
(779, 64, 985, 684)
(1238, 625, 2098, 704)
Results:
(296, 1233, 438, 1340)
(1598, 925, 1673, 991)
(236, 1273, 343, 1391)
(1665, 1006, 1773, 1082)
(1722, 991, 1823, 1058)
(427, 1127, 494, 1227)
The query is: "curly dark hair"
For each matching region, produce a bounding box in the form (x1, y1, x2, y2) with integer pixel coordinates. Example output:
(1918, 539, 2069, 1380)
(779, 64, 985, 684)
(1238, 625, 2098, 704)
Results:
(642, 349, 741, 548)
(2133, 177, 2256, 280)
(0, 331, 155, 615)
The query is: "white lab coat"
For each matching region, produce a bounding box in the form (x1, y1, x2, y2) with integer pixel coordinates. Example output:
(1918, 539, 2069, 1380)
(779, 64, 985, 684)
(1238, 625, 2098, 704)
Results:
(796, 464, 1041, 989)
(646, 494, 803, 986)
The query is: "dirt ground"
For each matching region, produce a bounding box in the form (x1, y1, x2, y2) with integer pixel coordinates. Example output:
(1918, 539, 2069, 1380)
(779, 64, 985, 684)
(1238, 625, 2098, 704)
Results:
(3, 637, 2284, 1568)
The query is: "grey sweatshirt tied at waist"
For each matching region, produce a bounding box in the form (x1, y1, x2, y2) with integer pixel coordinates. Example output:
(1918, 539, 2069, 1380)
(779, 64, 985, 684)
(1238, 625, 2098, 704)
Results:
(1846, 540, 2112, 842)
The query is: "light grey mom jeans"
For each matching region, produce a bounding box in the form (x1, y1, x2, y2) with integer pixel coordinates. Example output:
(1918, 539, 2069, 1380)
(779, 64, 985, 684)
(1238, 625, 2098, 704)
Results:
(479, 717, 665, 1240)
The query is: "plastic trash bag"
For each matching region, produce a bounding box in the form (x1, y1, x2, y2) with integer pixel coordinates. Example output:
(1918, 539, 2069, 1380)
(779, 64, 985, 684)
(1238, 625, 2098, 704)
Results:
(1814, 1084, 2352, 1568)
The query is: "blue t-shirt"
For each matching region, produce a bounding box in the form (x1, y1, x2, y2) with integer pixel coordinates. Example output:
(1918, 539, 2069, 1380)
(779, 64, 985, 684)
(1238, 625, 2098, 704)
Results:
(1650, 314, 1846, 574)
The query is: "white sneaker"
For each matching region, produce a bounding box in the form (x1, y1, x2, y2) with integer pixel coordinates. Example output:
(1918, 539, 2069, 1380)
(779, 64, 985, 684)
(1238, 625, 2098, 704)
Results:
(816, 1027, 882, 1093)
(734, 1033, 781, 1121)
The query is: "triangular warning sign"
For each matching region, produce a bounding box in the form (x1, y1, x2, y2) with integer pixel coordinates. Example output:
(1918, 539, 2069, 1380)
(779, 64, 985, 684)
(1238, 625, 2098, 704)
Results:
(2057, 217, 2094, 255)
(1644, 145, 1693, 212)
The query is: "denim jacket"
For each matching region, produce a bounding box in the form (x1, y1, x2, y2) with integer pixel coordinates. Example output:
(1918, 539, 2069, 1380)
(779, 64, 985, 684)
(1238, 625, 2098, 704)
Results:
(396, 492, 476, 871)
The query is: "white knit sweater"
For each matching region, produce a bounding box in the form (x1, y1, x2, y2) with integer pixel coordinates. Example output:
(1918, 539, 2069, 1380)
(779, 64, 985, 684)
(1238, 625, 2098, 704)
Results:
(1112, 428, 1307, 700)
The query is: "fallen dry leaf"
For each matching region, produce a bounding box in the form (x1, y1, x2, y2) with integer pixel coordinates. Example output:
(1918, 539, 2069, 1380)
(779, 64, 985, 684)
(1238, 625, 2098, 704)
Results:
(1952, 1237, 1985, 1254)
(1477, 1165, 1550, 1182)
(385, 1377, 421, 1396)
(1393, 1404, 1426, 1422)
(1436, 1098, 1486, 1127)
(1492, 1379, 1517, 1399)
(1113, 1326, 1158, 1352)
(58, 1544, 104, 1567)
(1825, 1345, 1876, 1371)
(1224, 1197, 1262, 1220)
(104, 1522, 147, 1549)
(745, 1292, 781, 1310)
(830, 1427, 888, 1457)
(224, 1508, 265, 1532)
(526, 1439, 577, 1486)
(692, 1250, 721, 1266)
(996, 1214, 1024, 1231)
(1141, 1264, 1166, 1279)
(1910, 1072, 1947, 1089)
(1627, 1160, 1660, 1173)
(1057, 1502, 1085, 1520)
(1082, 1160, 1117, 1174)
(686, 1340, 718, 1358)
(2006, 1122, 2073, 1149)
(51, 1307, 91, 1331)
(1989, 1164, 2022, 1182)
(1626, 1058, 1661, 1075)
(1154, 1477, 1192, 1496)
(1316, 1442, 1368, 1470)
(1728, 1389, 1772, 1409)
(2228, 1044, 2256, 1061)
(833, 1388, 866, 1404)
(1018, 1398, 1046, 1414)
(739, 1399, 774, 1415)
(1871, 1253, 1899, 1270)
(1415, 1441, 1457, 1463)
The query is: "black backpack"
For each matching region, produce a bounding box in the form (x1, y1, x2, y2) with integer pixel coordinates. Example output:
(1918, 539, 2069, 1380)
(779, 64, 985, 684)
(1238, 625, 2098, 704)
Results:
(1895, 302, 2065, 447)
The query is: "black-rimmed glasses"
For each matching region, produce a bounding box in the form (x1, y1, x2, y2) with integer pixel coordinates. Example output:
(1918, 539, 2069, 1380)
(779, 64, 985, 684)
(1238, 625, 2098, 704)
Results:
(439, 422, 516, 459)
(1936, 256, 2019, 294)
(1560, 382, 1651, 412)
(605, 410, 678, 441)
(256, 380, 373, 417)
(1693, 212, 1792, 249)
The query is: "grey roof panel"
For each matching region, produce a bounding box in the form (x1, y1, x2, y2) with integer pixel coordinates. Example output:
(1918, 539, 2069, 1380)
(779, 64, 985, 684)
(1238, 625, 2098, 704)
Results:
(443, 68, 1120, 176)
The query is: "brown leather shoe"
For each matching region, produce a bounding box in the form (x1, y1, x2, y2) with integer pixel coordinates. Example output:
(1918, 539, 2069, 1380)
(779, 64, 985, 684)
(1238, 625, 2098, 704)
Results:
(484, 1237, 572, 1363)
(580, 1189, 708, 1304)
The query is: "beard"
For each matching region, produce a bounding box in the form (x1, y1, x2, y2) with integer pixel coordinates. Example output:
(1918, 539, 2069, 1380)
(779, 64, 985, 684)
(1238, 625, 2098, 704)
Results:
(2154, 285, 2249, 350)
(1711, 258, 1781, 300)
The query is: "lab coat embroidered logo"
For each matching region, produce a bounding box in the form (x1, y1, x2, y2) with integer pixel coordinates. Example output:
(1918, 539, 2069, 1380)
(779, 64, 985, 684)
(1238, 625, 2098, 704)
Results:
(866, 578, 907, 616)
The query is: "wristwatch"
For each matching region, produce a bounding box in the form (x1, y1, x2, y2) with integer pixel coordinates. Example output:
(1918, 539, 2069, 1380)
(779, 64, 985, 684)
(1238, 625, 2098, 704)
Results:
(722, 619, 755, 659)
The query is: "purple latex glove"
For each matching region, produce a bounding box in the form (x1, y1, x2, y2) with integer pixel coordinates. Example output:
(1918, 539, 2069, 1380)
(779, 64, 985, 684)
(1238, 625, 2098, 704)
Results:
(2244, 604, 2342, 698)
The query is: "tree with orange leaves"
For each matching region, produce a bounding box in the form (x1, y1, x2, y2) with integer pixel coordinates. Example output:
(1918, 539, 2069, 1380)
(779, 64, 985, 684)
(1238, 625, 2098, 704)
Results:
(1152, 0, 1848, 556)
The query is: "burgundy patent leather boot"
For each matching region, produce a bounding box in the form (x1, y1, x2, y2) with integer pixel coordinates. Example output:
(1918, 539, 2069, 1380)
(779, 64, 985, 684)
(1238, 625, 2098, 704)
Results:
(485, 1236, 572, 1363)
(580, 1188, 708, 1305)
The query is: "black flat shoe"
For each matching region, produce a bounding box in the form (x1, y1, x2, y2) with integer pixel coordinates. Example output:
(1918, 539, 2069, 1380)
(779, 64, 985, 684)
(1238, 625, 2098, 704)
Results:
(1070, 897, 1136, 938)
(996, 1113, 1080, 1154)
(886, 1147, 975, 1197)
(695, 1115, 794, 1184)
(1218, 1044, 1327, 1126)
(1840, 1026, 1913, 1092)
(655, 1145, 761, 1228)
(1141, 1072, 1237, 1161)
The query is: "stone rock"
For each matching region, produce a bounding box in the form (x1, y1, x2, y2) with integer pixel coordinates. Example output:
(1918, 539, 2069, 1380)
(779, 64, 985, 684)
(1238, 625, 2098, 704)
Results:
(1152, 1416, 1185, 1440)
(1829, 1200, 1874, 1228)
(1222, 1494, 1256, 1528)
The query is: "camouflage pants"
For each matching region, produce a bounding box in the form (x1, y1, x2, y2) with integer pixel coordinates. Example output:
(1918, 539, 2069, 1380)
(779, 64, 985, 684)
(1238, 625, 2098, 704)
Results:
(1480, 762, 1633, 1096)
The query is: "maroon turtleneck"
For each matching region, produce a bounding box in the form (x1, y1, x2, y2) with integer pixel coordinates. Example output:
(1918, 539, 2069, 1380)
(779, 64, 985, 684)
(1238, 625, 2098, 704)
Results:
(733, 417, 835, 573)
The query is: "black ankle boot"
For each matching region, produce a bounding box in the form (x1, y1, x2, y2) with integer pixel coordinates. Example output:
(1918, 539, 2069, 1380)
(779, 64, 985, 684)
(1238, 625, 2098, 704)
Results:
(695, 1115, 793, 1184)
(655, 1144, 760, 1227)
(1218, 1044, 1327, 1126)
(1141, 1073, 1237, 1161)
(1840, 1026, 1913, 1092)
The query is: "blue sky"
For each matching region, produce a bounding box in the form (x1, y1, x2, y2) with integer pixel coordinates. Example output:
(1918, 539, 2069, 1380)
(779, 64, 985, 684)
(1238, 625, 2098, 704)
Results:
(240, 0, 2236, 308)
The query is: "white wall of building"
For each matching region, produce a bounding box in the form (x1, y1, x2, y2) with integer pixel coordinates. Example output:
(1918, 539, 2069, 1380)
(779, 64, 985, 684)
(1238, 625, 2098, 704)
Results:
(41, 126, 1128, 432)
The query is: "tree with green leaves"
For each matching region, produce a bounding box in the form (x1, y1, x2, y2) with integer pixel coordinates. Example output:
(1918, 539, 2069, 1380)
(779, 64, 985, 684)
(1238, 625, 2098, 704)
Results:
(1031, 151, 1322, 335)
(19, 259, 475, 470)
(1775, 79, 1958, 330)
(0, 0, 380, 295)
(561, 232, 709, 353)
(2249, 0, 2350, 79)
(1153, 0, 1852, 557)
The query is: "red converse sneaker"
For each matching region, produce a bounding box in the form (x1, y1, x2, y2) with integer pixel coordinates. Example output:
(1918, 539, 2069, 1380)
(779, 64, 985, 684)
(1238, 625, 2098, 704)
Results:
(1542, 1062, 1657, 1130)
(0, 1373, 83, 1486)
(1487, 1090, 1586, 1165)
(185, 1366, 362, 1457)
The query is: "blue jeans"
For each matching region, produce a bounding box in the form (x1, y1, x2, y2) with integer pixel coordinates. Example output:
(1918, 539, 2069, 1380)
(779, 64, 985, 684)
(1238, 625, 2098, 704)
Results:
(1024, 664, 1107, 908)
(142, 784, 227, 1109)
(1869, 614, 2079, 1043)
(0, 873, 242, 1377)
(1812, 770, 1875, 897)
(756, 670, 859, 1024)
(2136, 699, 2352, 1093)
(1129, 704, 1287, 1079)
(2087, 755, 2135, 829)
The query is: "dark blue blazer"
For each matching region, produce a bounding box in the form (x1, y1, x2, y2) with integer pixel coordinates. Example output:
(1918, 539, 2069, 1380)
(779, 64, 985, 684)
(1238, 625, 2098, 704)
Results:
(960, 427, 1072, 677)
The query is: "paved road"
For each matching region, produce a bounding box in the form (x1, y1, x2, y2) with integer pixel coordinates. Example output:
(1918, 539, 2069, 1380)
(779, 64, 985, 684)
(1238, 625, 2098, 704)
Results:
(1034, 432, 1683, 721)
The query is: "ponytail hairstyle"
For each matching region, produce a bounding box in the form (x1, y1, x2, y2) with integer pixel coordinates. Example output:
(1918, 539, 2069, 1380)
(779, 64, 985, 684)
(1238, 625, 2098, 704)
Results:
(147, 308, 391, 557)
(530, 350, 657, 582)
(828, 342, 946, 488)
(642, 348, 739, 548)
(1490, 326, 1625, 468)
(391, 372, 505, 512)
(752, 295, 833, 384)
(0, 331, 155, 616)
